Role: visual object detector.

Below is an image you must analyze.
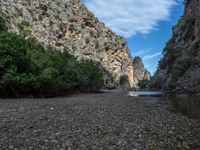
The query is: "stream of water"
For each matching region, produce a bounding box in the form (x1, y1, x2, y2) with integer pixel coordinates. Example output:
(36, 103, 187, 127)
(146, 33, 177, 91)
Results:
(128, 91, 200, 119)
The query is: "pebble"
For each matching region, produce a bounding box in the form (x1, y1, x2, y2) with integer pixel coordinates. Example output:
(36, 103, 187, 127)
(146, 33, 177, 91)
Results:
(0, 91, 200, 149)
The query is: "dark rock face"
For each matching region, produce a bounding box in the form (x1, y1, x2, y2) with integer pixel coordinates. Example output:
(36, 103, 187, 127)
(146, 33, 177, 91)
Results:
(154, 0, 200, 93)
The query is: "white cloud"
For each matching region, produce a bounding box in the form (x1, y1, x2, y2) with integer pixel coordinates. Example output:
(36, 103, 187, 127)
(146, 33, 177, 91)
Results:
(134, 48, 152, 56)
(143, 52, 161, 60)
(84, 0, 177, 38)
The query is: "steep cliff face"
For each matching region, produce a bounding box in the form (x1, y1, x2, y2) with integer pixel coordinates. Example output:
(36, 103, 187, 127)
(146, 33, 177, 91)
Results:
(154, 0, 200, 93)
(133, 57, 151, 82)
(0, 0, 137, 88)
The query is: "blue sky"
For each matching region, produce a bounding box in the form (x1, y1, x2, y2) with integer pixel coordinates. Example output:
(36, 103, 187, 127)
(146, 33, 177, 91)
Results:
(83, 0, 184, 75)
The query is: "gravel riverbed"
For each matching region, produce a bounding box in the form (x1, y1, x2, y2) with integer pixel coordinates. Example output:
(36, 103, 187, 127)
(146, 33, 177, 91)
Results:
(0, 90, 200, 150)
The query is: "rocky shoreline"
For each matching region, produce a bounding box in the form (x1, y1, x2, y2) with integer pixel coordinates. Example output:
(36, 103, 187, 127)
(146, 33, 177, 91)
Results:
(0, 90, 200, 149)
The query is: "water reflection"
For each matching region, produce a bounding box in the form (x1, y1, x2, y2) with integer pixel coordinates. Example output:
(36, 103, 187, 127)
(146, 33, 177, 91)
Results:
(128, 91, 162, 97)
(163, 95, 200, 119)
(128, 91, 200, 119)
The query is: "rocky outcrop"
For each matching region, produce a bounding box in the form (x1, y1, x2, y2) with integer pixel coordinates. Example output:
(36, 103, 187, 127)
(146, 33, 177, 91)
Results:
(0, 0, 136, 89)
(154, 0, 200, 93)
(0, 0, 151, 89)
(133, 57, 151, 82)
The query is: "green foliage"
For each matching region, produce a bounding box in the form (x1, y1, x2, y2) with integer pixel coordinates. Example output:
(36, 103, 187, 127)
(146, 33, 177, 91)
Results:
(138, 80, 150, 89)
(158, 58, 166, 70)
(163, 42, 174, 54)
(160, 38, 193, 89)
(1, 66, 39, 86)
(0, 32, 103, 97)
(160, 40, 182, 72)
(171, 55, 191, 80)
(164, 43, 175, 60)
(191, 41, 200, 56)
(165, 44, 179, 64)
(193, 41, 200, 50)
(79, 61, 104, 91)
(0, 16, 7, 32)
(119, 75, 128, 86)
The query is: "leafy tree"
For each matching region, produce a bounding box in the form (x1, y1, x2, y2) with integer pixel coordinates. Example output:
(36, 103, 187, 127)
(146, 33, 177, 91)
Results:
(171, 55, 190, 80)
(0, 31, 103, 97)
(138, 80, 149, 89)
(79, 61, 104, 91)
(119, 75, 128, 86)
(0, 16, 7, 32)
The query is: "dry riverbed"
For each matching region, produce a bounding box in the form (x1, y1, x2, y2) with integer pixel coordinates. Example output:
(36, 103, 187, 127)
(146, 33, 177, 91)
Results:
(0, 90, 200, 149)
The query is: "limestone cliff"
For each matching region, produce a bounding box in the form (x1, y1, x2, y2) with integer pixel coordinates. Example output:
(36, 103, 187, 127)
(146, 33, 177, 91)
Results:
(133, 57, 151, 82)
(0, 0, 138, 88)
(154, 0, 200, 93)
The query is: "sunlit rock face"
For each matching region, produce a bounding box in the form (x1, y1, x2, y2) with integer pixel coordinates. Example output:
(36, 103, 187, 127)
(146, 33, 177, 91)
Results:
(0, 0, 148, 89)
(154, 0, 200, 93)
(133, 57, 151, 82)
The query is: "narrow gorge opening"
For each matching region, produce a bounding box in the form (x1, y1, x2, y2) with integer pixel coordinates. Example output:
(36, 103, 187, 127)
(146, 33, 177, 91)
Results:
(83, 0, 186, 90)
(83, 0, 184, 75)
(1, 1, 200, 149)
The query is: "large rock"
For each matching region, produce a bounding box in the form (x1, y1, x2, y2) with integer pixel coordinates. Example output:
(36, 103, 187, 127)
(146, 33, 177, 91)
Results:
(0, 0, 149, 89)
(133, 57, 151, 82)
(154, 0, 200, 93)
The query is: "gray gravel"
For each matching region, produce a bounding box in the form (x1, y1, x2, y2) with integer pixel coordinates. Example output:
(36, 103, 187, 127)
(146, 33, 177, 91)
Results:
(0, 90, 200, 150)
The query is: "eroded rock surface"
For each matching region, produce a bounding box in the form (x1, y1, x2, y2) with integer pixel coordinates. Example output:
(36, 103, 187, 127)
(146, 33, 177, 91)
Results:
(0, 0, 137, 88)
(133, 57, 151, 82)
(154, 0, 200, 93)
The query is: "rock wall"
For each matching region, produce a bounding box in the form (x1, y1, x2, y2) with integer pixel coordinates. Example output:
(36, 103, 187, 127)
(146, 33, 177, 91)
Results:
(154, 0, 200, 93)
(133, 57, 151, 82)
(0, 0, 137, 88)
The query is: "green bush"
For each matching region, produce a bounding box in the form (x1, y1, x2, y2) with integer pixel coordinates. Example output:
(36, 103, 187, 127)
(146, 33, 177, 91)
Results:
(138, 80, 149, 89)
(0, 31, 103, 97)
(0, 16, 7, 32)
(165, 44, 179, 65)
(191, 41, 200, 56)
(119, 75, 128, 86)
(171, 55, 190, 80)
(158, 58, 166, 70)
(79, 61, 104, 91)
(193, 41, 200, 50)
(161, 40, 182, 72)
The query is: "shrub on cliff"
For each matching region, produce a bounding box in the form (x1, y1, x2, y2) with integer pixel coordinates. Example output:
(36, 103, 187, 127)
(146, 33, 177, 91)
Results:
(164, 43, 179, 67)
(0, 31, 103, 97)
(158, 58, 166, 70)
(171, 55, 191, 80)
(0, 16, 7, 32)
(180, 17, 195, 31)
(138, 80, 150, 89)
(119, 75, 129, 86)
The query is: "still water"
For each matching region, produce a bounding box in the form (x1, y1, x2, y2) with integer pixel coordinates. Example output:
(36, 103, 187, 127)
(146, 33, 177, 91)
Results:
(128, 91, 162, 97)
(128, 91, 200, 119)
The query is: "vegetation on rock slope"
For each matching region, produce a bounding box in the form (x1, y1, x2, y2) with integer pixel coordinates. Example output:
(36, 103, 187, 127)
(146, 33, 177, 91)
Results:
(153, 1, 200, 93)
(0, 16, 103, 97)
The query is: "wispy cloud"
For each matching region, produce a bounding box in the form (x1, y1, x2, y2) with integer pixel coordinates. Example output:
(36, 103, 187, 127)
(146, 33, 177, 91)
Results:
(135, 48, 152, 56)
(84, 0, 177, 38)
(143, 52, 161, 61)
